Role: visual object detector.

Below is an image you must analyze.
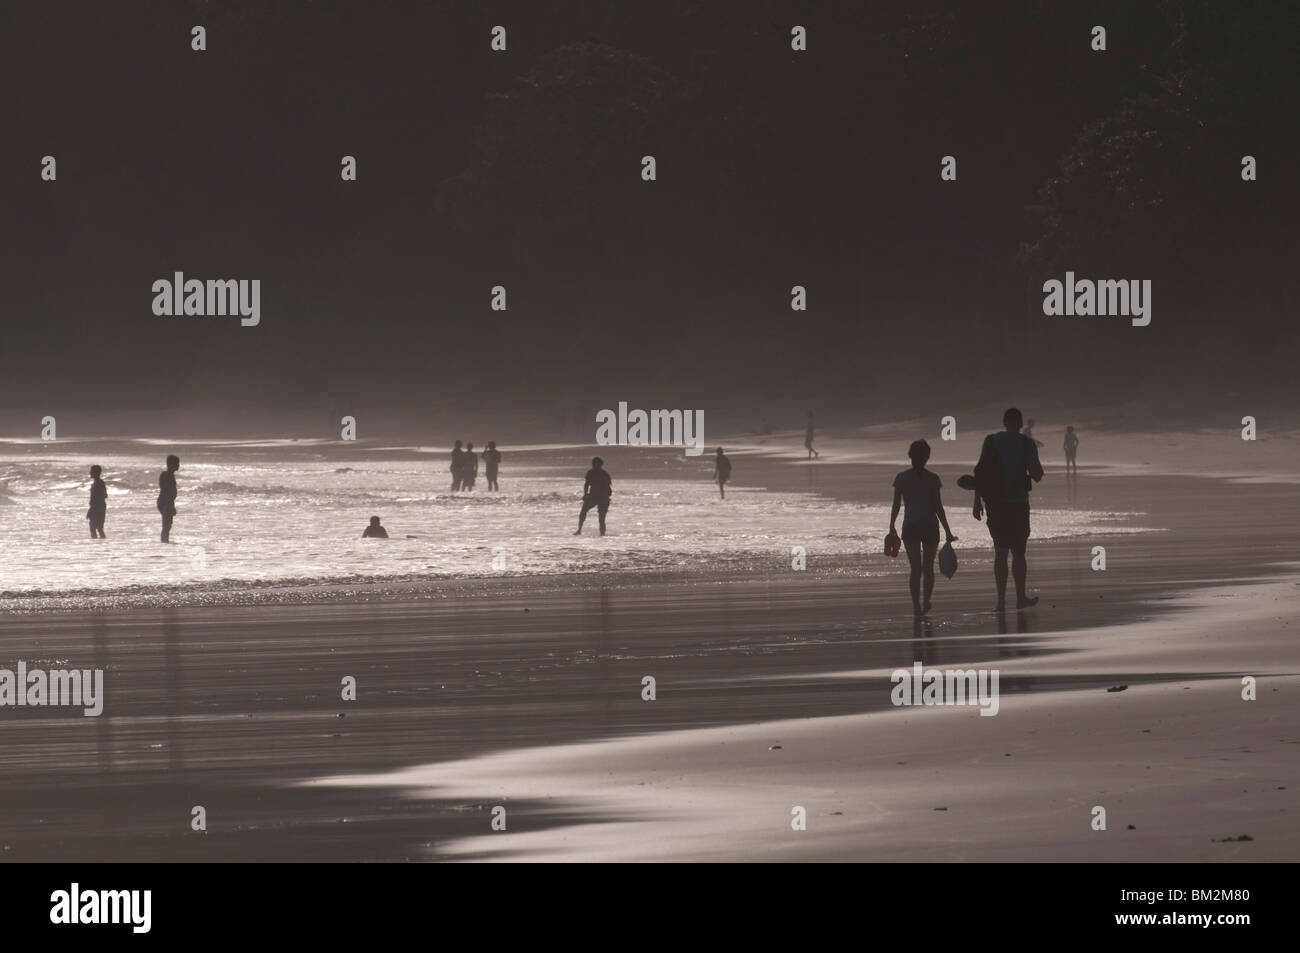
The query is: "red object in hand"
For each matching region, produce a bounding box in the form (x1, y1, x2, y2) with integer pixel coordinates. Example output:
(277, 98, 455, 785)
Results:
(884, 531, 901, 557)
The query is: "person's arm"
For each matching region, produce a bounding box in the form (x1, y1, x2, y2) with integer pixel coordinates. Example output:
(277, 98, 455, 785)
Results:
(937, 490, 956, 542)
(1028, 439, 1044, 483)
(972, 437, 993, 520)
(889, 487, 902, 534)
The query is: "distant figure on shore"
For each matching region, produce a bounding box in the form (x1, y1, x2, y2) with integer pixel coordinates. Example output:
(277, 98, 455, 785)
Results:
(362, 515, 388, 538)
(483, 441, 502, 491)
(87, 465, 107, 539)
(713, 447, 732, 498)
(1064, 425, 1079, 474)
(450, 440, 465, 492)
(462, 442, 479, 491)
(157, 455, 180, 543)
(889, 440, 956, 616)
(972, 408, 1043, 610)
(575, 456, 612, 536)
(1023, 417, 1044, 449)
(805, 410, 819, 459)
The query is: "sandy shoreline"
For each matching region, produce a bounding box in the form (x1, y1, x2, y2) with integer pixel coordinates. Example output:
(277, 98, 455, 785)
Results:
(313, 574, 1297, 861)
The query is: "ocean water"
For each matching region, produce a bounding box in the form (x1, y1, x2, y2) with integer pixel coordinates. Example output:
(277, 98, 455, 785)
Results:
(0, 440, 1156, 602)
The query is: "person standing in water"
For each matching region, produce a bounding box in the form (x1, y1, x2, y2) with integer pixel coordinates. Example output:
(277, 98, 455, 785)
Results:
(804, 410, 819, 459)
(450, 440, 465, 492)
(483, 441, 502, 491)
(157, 454, 180, 543)
(462, 442, 479, 491)
(713, 447, 732, 499)
(575, 456, 612, 536)
(87, 465, 107, 539)
(1023, 417, 1044, 449)
(889, 440, 956, 616)
(362, 515, 388, 538)
(1064, 425, 1079, 474)
(973, 408, 1043, 610)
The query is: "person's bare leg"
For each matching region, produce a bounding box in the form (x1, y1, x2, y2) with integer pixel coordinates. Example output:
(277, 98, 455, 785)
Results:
(1013, 543, 1037, 607)
(904, 538, 923, 613)
(993, 546, 1009, 609)
(922, 538, 937, 612)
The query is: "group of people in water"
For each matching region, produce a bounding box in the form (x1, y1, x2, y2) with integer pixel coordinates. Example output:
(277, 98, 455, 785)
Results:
(77, 413, 1079, 615)
(82, 454, 180, 542)
(448, 440, 502, 492)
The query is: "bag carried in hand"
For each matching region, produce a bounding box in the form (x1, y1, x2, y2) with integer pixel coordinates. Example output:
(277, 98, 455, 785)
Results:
(884, 531, 901, 558)
(938, 541, 958, 579)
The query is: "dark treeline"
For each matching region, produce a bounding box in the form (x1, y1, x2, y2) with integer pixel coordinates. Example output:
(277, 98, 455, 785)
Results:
(2, 0, 1295, 431)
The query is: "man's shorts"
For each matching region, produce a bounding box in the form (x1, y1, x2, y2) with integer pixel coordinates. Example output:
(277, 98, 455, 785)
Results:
(986, 501, 1030, 549)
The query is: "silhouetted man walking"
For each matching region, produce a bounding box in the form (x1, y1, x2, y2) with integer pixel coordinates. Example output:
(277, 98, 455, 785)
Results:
(972, 408, 1042, 610)
(713, 447, 732, 498)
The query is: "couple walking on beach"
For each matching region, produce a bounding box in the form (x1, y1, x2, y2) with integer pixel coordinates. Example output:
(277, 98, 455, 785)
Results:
(889, 407, 1042, 615)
